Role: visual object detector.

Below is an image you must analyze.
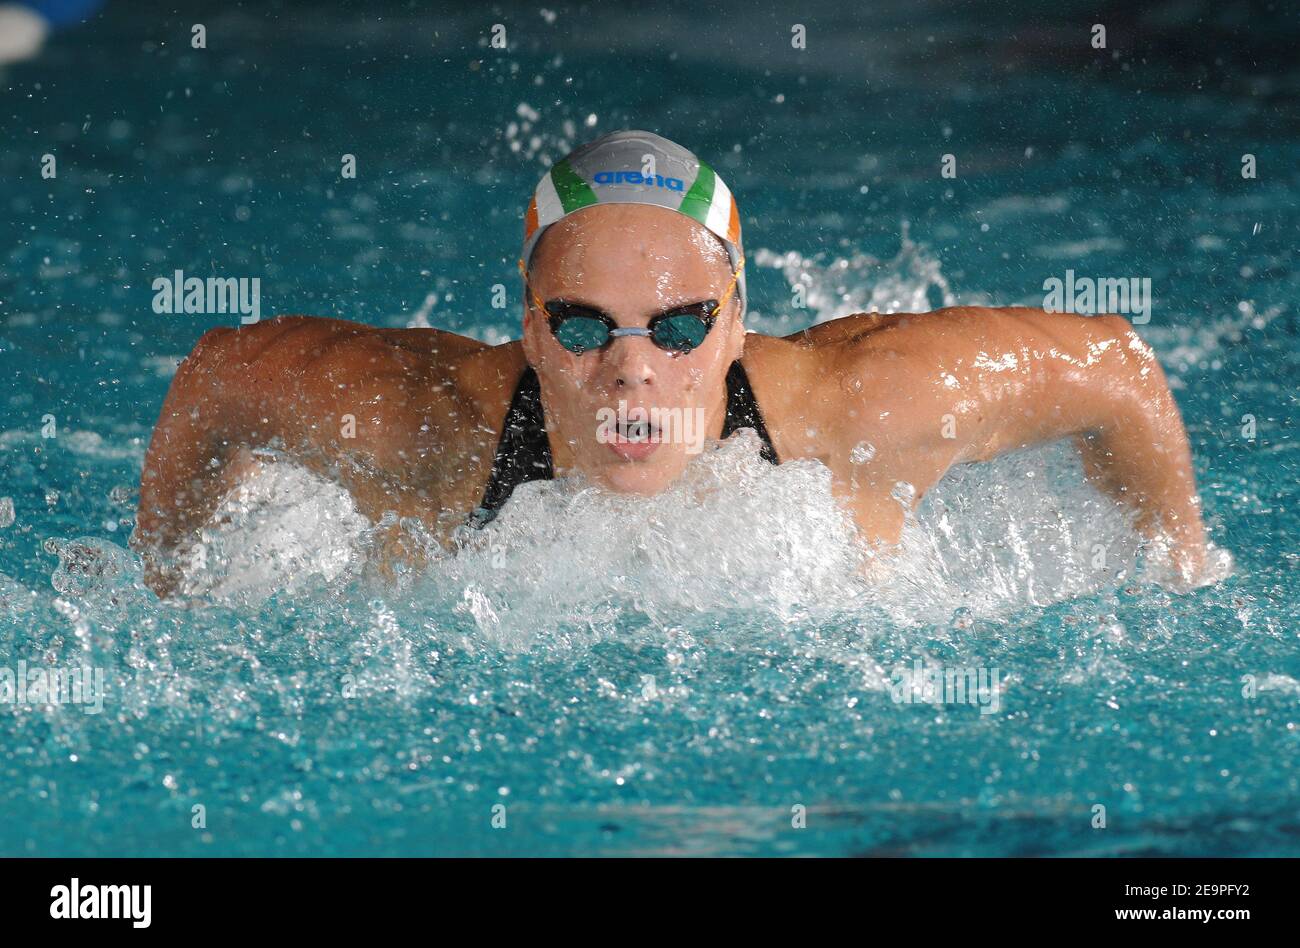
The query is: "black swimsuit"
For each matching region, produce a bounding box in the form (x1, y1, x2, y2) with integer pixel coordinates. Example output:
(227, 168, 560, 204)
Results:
(470, 360, 779, 527)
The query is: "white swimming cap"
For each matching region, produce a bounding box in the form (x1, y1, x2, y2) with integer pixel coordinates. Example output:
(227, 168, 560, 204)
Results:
(521, 130, 746, 314)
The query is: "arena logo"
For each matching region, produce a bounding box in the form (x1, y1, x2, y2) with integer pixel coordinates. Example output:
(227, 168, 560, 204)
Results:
(593, 170, 685, 191)
(49, 879, 151, 928)
(890, 659, 1001, 715)
(152, 269, 260, 324)
(595, 400, 707, 454)
(1042, 269, 1151, 324)
(0, 661, 105, 715)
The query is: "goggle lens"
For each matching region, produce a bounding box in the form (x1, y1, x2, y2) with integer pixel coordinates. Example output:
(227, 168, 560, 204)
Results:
(652, 313, 711, 352)
(553, 315, 613, 354)
(550, 311, 715, 354)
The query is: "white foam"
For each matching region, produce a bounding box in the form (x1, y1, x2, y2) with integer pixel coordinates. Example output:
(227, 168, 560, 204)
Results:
(175, 429, 1222, 641)
(437, 430, 870, 644)
(179, 459, 371, 604)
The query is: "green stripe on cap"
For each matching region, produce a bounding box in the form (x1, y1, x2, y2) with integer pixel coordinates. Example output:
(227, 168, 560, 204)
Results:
(677, 161, 717, 229)
(549, 159, 598, 214)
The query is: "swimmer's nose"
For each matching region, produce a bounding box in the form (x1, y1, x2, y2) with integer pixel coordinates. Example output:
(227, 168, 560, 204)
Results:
(615, 365, 654, 387)
(608, 337, 655, 388)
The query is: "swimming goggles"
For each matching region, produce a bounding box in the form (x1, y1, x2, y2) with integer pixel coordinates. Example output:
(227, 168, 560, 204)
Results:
(517, 256, 744, 355)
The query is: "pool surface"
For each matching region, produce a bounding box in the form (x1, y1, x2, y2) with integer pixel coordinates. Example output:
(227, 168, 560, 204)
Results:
(1, 0, 1298, 856)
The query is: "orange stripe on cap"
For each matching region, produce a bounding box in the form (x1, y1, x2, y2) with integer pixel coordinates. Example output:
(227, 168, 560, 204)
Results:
(523, 196, 539, 242)
(725, 195, 741, 246)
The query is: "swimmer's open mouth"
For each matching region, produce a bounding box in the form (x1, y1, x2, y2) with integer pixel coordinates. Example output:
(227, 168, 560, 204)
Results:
(607, 416, 662, 460)
(615, 418, 660, 444)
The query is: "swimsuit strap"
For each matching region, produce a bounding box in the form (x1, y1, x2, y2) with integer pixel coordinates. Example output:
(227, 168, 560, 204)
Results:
(471, 360, 778, 527)
(470, 366, 553, 527)
(721, 360, 780, 464)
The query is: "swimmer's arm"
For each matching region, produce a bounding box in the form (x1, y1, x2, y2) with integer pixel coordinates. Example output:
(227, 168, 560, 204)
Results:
(134, 317, 460, 596)
(925, 308, 1208, 582)
(133, 321, 413, 595)
(1070, 332, 1208, 584)
(133, 326, 252, 597)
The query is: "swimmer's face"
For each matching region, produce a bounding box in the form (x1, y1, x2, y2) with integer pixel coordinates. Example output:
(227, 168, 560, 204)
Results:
(522, 203, 745, 494)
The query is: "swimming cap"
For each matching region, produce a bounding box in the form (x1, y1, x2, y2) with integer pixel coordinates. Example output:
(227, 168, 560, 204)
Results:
(521, 130, 746, 314)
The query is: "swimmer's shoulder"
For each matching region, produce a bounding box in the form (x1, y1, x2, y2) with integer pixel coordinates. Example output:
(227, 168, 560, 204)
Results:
(775, 305, 1068, 370)
(743, 320, 921, 400)
(177, 316, 517, 439)
(198, 314, 491, 366)
(779, 311, 911, 347)
(772, 303, 1136, 413)
(189, 314, 513, 390)
(776, 306, 999, 353)
(741, 315, 970, 441)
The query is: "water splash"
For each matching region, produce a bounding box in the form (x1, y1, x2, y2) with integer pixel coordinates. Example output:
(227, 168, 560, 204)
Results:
(177, 459, 371, 603)
(168, 430, 1210, 638)
(751, 226, 954, 330)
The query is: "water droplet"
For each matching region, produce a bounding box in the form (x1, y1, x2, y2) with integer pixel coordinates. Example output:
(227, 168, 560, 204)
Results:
(849, 442, 876, 465)
(891, 481, 916, 506)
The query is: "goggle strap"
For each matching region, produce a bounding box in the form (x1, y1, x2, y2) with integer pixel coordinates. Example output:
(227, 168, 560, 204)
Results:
(710, 254, 745, 317)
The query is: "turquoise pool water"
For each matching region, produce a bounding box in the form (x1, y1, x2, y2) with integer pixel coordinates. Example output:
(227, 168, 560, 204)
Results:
(1, 1, 1298, 856)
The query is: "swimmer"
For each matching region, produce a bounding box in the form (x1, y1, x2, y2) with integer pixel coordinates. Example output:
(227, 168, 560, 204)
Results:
(133, 130, 1208, 597)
